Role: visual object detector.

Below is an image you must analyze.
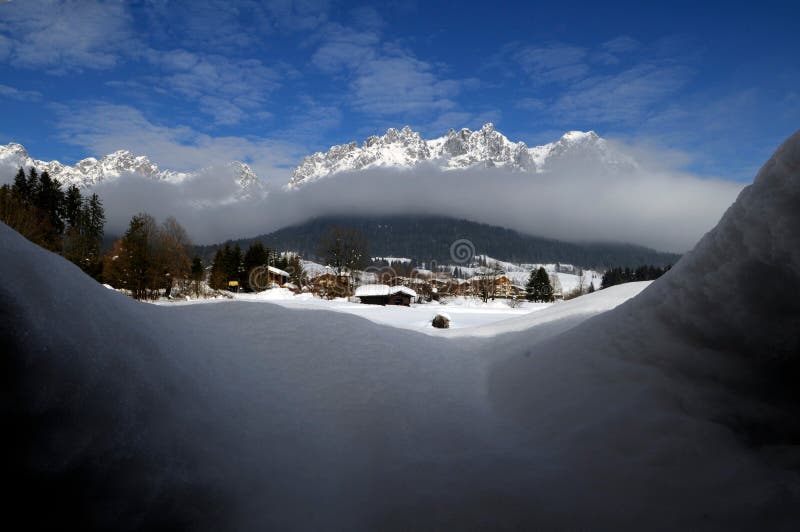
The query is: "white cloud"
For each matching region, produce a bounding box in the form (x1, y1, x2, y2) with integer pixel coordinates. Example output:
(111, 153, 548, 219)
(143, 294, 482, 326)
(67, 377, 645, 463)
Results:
(513, 43, 589, 84)
(515, 98, 546, 111)
(552, 64, 689, 123)
(0, 83, 41, 102)
(602, 36, 640, 54)
(53, 113, 743, 252)
(351, 53, 463, 115)
(48, 101, 745, 251)
(96, 160, 741, 252)
(142, 50, 282, 125)
(311, 23, 472, 117)
(139, 0, 330, 50)
(509, 38, 692, 126)
(276, 97, 343, 141)
(262, 0, 330, 31)
(310, 24, 379, 73)
(0, 0, 135, 73)
(54, 103, 302, 183)
(267, 158, 741, 253)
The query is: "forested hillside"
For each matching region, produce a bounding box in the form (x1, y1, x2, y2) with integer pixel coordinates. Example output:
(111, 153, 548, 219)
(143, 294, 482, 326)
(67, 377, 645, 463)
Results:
(197, 216, 680, 269)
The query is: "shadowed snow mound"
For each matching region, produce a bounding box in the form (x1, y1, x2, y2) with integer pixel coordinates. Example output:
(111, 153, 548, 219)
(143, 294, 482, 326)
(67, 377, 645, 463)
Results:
(638, 130, 800, 360)
(2, 131, 800, 530)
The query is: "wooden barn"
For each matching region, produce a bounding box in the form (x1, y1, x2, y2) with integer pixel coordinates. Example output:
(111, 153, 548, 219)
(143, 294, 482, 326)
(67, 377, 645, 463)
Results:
(267, 266, 290, 286)
(355, 284, 418, 306)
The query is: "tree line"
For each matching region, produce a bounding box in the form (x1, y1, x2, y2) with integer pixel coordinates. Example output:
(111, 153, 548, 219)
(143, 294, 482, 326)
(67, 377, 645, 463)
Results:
(1, 167, 105, 277)
(601, 265, 671, 289)
(209, 240, 304, 291)
(0, 166, 311, 300)
(231, 215, 680, 269)
(102, 213, 200, 300)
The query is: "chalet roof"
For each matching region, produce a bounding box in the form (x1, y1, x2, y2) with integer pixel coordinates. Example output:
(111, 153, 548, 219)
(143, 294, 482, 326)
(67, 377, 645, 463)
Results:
(355, 284, 418, 298)
(267, 265, 290, 277)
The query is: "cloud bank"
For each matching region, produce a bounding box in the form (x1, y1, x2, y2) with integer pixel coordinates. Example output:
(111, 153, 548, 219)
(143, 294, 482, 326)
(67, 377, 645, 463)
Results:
(84, 145, 744, 253)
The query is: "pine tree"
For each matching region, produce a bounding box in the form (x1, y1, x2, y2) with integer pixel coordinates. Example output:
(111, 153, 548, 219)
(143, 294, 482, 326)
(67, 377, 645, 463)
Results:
(62, 185, 86, 268)
(86, 194, 105, 243)
(526, 267, 554, 302)
(12, 167, 29, 202)
(63, 185, 83, 227)
(26, 167, 39, 201)
(190, 257, 204, 296)
(229, 244, 243, 287)
(209, 243, 243, 291)
(209, 248, 227, 290)
(287, 253, 305, 288)
(104, 213, 160, 300)
(84, 193, 105, 278)
(0, 182, 50, 244)
(243, 241, 269, 291)
(35, 170, 66, 246)
(274, 252, 289, 272)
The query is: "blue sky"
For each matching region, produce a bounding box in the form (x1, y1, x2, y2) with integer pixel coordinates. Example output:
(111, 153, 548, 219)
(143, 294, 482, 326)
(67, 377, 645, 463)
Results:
(1, 0, 798, 185)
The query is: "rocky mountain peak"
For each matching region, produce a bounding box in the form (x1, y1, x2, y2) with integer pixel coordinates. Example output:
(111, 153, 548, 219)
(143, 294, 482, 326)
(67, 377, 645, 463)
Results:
(0, 143, 262, 192)
(287, 124, 630, 188)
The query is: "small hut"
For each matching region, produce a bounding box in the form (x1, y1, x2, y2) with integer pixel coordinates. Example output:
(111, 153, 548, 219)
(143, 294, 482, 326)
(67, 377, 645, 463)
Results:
(267, 266, 290, 286)
(355, 284, 417, 306)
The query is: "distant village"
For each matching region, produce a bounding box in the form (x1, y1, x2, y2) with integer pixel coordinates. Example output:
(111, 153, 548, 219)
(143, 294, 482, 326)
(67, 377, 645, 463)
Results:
(214, 249, 603, 307)
(0, 167, 666, 309)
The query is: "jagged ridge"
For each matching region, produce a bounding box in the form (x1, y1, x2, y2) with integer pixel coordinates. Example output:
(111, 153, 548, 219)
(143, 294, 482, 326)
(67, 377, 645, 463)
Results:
(288, 123, 636, 188)
(0, 142, 260, 191)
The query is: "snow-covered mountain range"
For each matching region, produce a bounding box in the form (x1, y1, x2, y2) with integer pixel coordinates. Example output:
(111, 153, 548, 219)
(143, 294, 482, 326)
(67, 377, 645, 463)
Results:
(1, 124, 634, 193)
(0, 142, 261, 191)
(288, 123, 636, 188)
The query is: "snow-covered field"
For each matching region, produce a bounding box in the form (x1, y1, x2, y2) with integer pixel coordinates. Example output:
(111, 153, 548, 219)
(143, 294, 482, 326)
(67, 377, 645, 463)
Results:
(238, 293, 552, 333)
(3, 132, 800, 529)
(156, 290, 551, 332)
(155, 285, 648, 335)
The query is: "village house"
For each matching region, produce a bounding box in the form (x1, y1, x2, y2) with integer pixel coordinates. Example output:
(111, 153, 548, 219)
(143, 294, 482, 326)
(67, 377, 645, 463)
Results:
(468, 272, 522, 299)
(493, 274, 515, 297)
(354, 284, 418, 306)
(267, 266, 291, 287)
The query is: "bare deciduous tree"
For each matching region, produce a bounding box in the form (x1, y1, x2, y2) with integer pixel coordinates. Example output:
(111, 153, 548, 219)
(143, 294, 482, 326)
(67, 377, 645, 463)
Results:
(318, 226, 369, 296)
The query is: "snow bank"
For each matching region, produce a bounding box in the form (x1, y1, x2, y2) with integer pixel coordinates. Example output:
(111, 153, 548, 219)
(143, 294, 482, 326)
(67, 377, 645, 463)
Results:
(3, 131, 800, 530)
(487, 131, 800, 527)
(640, 132, 800, 362)
(448, 281, 649, 338)
(248, 286, 296, 300)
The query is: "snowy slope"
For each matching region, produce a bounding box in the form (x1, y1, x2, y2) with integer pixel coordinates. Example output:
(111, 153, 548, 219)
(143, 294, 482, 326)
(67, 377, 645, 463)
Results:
(288, 123, 637, 188)
(3, 131, 800, 529)
(0, 141, 261, 191)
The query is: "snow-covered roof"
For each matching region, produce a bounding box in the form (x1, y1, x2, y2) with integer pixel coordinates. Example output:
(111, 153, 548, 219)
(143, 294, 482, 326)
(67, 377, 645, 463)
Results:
(268, 265, 290, 277)
(355, 284, 417, 298)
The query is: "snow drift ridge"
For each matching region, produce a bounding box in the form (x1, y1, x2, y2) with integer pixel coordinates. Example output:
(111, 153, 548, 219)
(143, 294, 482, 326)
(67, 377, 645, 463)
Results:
(2, 130, 800, 529)
(643, 128, 800, 361)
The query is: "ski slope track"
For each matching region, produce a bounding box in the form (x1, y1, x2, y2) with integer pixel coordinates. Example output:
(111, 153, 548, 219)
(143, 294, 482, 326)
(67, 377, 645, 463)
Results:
(2, 131, 800, 529)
